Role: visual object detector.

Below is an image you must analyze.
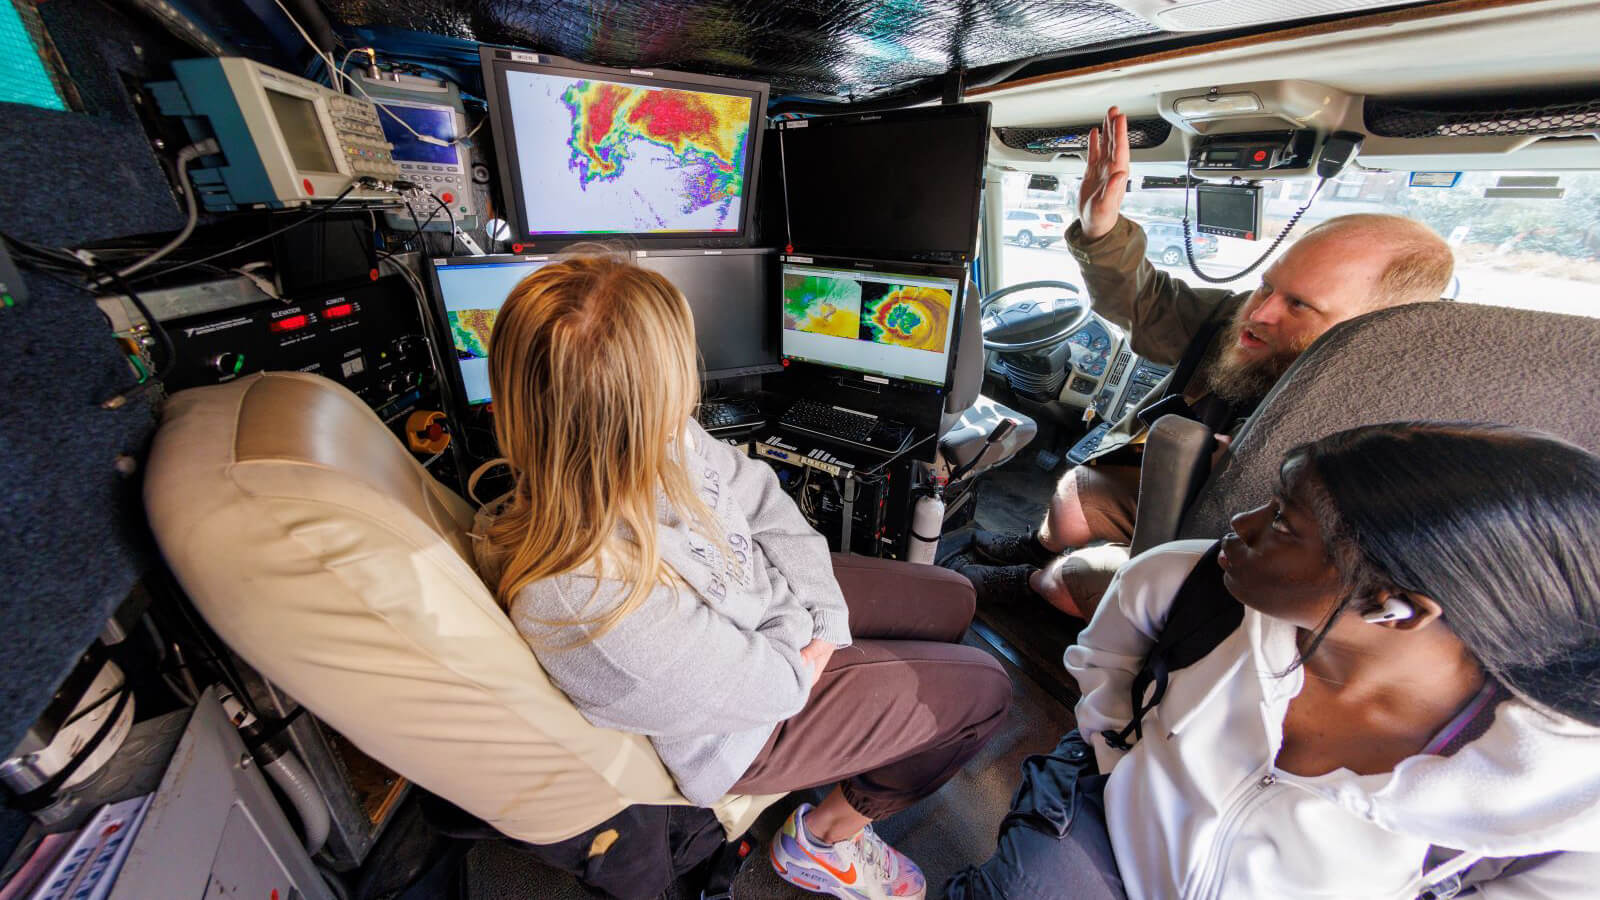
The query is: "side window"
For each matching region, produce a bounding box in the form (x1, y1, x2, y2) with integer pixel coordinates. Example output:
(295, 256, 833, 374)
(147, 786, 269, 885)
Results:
(993, 171, 1087, 293)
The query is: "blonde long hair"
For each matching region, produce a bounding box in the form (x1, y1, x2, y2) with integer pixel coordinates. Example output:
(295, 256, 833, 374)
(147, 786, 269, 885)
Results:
(482, 249, 720, 636)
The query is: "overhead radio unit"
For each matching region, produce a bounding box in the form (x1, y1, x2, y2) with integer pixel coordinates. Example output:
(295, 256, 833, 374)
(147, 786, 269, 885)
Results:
(1188, 130, 1315, 175)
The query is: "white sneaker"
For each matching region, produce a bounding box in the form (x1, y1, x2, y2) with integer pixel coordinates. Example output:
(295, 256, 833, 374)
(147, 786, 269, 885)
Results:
(768, 803, 927, 900)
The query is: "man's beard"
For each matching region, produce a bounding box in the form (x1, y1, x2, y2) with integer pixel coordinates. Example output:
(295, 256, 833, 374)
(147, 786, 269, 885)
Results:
(1198, 312, 1312, 407)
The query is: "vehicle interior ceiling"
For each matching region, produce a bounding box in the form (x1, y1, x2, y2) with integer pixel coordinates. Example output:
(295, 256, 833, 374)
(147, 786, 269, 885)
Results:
(3, 0, 1599, 897)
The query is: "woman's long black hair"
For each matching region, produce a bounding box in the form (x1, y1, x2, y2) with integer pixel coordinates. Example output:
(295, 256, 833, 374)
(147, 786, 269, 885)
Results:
(1288, 422, 1600, 726)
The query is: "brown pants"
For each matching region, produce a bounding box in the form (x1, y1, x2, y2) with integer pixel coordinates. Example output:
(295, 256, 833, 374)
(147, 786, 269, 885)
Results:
(1064, 462, 1142, 546)
(730, 554, 1012, 820)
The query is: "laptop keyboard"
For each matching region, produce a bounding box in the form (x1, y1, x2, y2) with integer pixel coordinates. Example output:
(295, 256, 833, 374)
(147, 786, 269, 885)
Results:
(779, 399, 879, 444)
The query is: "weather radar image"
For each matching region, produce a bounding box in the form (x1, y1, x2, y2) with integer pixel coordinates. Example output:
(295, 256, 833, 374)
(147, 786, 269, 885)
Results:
(505, 70, 753, 236)
(780, 264, 958, 386)
(783, 272, 952, 352)
(860, 285, 952, 351)
(449, 309, 497, 361)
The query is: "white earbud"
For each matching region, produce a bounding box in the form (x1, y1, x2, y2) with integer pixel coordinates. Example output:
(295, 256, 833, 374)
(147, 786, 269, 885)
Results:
(1362, 596, 1415, 624)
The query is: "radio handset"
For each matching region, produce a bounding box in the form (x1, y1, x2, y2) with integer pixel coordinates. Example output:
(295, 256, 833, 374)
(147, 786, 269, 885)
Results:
(1316, 131, 1365, 179)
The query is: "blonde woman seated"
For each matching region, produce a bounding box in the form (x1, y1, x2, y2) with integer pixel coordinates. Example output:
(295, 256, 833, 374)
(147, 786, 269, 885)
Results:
(473, 251, 1012, 900)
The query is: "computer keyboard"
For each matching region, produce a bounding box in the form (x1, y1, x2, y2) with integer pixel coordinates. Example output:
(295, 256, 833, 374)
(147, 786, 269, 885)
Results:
(697, 399, 764, 432)
(778, 398, 910, 452)
(780, 399, 877, 442)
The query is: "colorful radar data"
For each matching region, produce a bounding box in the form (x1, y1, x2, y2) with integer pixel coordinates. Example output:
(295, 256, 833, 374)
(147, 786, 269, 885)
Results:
(505, 71, 753, 235)
(783, 274, 952, 353)
(448, 309, 497, 361)
(860, 284, 951, 351)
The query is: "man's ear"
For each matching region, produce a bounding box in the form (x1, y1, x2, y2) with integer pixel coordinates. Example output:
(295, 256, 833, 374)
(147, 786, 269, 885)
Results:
(1367, 588, 1444, 632)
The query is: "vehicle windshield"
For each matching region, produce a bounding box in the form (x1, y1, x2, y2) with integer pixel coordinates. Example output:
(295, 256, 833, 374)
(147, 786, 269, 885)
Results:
(993, 168, 1600, 318)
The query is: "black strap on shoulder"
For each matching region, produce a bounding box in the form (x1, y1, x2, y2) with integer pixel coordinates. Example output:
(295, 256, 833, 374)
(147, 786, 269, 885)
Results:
(1137, 317, 1226, 430)
(1102, 541, 1243, 751)
(1170, 317, 1227, 401)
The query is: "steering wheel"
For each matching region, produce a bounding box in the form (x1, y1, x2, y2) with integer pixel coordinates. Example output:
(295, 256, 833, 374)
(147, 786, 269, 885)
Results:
(979, 280, 1093, 353)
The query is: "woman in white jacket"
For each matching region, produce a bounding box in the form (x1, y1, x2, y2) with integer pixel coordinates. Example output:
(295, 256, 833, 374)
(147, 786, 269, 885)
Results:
(949, 422, 1600, 899)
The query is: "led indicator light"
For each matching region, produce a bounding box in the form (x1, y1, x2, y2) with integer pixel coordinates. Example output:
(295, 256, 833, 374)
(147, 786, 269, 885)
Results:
(270, 314, 310, 333)
(325, 303, 355, 318)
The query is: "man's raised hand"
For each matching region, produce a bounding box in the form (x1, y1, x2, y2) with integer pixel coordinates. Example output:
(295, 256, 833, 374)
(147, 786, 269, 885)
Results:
(1078, 106, 1131, 241)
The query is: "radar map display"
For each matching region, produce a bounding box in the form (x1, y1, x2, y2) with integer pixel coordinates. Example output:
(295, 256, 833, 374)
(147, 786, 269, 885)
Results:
(783, 272, 952, 353)
(505, 71, 753, 236)
(448, 309, 497, 360)
(861, 285, 951, 351)
(782, 274, 862, 338)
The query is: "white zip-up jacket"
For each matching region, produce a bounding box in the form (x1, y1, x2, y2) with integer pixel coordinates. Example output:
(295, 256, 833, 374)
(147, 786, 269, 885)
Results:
(1065, 541, 1600, 899)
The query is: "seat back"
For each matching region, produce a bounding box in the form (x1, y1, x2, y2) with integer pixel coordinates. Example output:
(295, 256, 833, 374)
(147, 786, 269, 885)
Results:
(1130, 415, 1215, 556)
(942, 277, 987, 434)
(144, 372, 773, 845)
(939, 279, 1039, 478)
(1179, 302, 1600, 540)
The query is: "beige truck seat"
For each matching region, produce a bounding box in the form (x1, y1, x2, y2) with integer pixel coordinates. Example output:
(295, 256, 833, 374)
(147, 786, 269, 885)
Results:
(143, 372, 779, 848)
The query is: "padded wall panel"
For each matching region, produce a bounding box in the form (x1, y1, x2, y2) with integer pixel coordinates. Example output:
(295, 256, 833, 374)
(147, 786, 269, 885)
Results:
(0, 0, 191, 781)
(327, 0, 1158, 95)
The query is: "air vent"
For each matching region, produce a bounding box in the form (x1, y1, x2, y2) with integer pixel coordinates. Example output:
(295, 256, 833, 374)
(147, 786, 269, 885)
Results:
(1364, 94, 1600, 139)
(1109, 0, 1420, 32)
(995, 118, 1172, 155)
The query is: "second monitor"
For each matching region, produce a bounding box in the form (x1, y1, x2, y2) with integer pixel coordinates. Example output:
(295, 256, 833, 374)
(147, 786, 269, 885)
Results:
(427, 249, 778, 408)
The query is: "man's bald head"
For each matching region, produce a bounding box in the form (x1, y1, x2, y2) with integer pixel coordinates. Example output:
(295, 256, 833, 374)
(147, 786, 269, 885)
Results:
(1295, 213, 1454, 310)
(1201, 213, 1454, 405)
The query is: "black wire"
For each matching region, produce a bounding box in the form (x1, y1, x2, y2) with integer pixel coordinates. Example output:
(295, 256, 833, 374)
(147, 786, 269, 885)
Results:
(99, 267, 176, 383)
(426, 189, 459, 251)
(3, 234, 177, 395)
(127, 185, 359, 284)
(1179, 161, 1326, 284)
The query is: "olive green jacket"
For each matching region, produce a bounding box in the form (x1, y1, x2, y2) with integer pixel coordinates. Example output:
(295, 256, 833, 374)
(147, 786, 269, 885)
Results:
(1065, 216, 1248, 464)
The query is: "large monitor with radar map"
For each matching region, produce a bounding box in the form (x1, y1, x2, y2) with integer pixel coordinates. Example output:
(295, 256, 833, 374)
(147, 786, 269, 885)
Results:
(481, 49, 768, 247)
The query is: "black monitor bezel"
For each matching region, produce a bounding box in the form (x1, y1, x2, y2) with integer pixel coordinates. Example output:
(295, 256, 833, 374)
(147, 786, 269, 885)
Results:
(777, 252, 969, 394)
(1195, 182, 1265, 240)
(773, 101, 991, 266)
(634, 247, 784, 380)
(480, 47, 769, 251)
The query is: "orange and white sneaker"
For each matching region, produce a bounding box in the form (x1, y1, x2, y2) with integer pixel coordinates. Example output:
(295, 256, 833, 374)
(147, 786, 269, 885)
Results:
(769, 803, 927, 900)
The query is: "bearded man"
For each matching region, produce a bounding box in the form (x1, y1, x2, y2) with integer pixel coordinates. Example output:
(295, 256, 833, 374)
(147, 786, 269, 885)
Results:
(954, 106, 1454, 617)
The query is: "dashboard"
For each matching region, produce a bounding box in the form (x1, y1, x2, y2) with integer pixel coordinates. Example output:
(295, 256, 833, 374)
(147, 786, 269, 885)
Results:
(985, 308, 1172, 423)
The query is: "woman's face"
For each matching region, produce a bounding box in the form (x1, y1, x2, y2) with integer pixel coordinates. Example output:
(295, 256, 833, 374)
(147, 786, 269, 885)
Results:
(1218, 456, 1346, 630)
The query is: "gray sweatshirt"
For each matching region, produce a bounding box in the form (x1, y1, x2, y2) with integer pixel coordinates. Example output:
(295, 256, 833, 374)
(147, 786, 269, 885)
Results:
(483, 420, 852, 806)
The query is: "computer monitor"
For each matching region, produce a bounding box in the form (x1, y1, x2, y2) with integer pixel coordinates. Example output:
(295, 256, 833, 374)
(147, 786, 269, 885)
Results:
(636, 249, 781, 379)
(428, 250, 782, 406)
(779, 255, 964, 388)
(774, 102, 991, 265)
(427, 255, 554, 406)
(480, 48, 768, 249)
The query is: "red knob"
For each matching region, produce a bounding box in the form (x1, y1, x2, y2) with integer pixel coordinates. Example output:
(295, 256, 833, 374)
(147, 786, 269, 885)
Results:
(441, 192, 455, 204)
